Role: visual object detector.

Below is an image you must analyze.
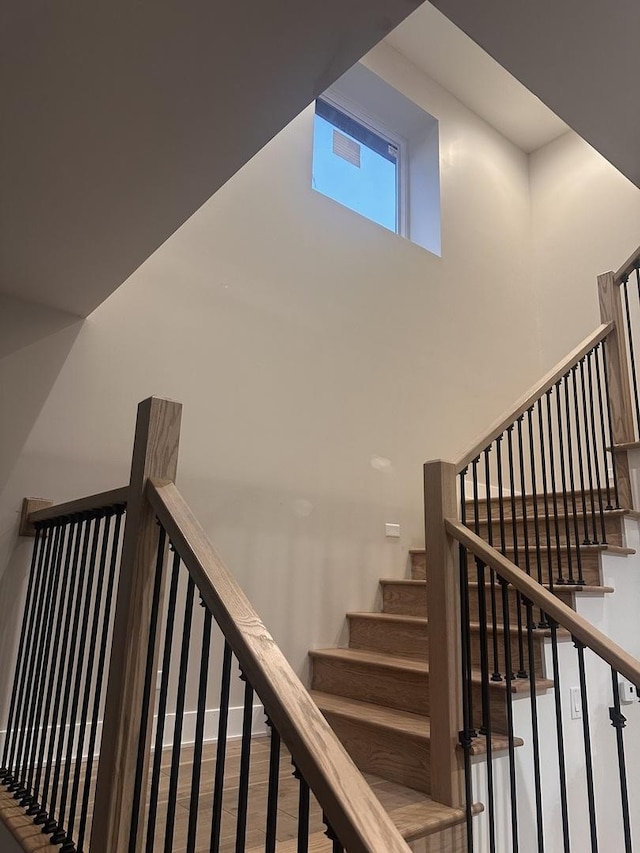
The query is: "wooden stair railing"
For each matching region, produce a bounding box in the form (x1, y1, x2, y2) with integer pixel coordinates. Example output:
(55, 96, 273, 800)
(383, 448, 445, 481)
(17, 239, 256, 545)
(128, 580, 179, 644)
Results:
(425, 245, 640, 851)
(1, 397, 411, 853)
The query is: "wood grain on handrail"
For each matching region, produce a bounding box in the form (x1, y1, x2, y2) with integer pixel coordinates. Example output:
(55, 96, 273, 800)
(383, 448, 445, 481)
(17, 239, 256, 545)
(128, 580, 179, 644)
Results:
(445, 518, 640, 687)
(147, 478, 411, 853)
(614, 244, 640, 285)
(456, 323, 613, 471)
(27, 486, 129, 523)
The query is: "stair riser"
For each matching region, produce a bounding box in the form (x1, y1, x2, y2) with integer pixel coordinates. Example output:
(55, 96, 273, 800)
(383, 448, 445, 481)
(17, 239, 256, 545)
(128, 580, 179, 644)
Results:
(310, 656, 509, 733)
(465, 490, 614, 522)
(411, 550, 602, 586)
(319, 712, 431, 794)
(473, 513, 623, 547)
(347, 616, 544, 675)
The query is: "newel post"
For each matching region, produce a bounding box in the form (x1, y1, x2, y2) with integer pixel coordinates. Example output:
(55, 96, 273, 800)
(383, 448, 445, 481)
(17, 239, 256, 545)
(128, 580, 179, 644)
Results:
(598, 271, 635, 508)
(424, 459, 464, 808)
(91, 397, 182, 853)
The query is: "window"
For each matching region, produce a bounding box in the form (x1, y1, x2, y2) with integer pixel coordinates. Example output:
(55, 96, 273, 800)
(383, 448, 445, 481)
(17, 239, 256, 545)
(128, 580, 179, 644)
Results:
(311, 63, 441, 257)
(312, 97, 403, 235)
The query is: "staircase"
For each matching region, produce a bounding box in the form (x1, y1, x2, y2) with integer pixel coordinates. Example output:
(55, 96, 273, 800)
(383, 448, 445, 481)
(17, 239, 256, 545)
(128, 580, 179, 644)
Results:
(308, 495, 636, 846)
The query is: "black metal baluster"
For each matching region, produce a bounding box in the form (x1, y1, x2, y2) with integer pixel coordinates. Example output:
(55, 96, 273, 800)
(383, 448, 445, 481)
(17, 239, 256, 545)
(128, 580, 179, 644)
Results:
(77, 506, 124, 853)
(506, 427, 526, 678)
(565, 374, 586, 582)
(143, 534, 178, 853)
(499, 578, 518, 853)
(574, 639, 598, 853)
(210, 641, 232, 853)
(546, 389, 563, 587)
(64, 512, 114, 850)
(483, 448, 501, 684)
(460, 468, 476, 731)
(0, 526, 44, 782)
(609, 668, 633, 853)
(265, 720, 281, 853)
(555, 380, 576, 583)
(548, 617, 570, 852)
(525, 601, 544, 853)
(594, 344, 614, 511)
(536, 399, 553, 620)
(295, 764, 310, 853)
(586, 351, 608, 542)
(322, 817, 344, 853)
(165, 574, 196, 853)
(601, 339, 621, 508)
(12, 520, 61, 798)
(43, 514, 93, 834)
(51, 512, 103, 845)
(186, 604, 212, 853)
(235, 675, 254, 853)
(516, 416, 532, 578)
(28, 519, 79, 815)
(493, 437, 506, 681)
(36, 515, 86, 825)
(476, 558, 496, 853)
(570, 366, 592, 544)
(621, 276, 640, 432)
(579, 358, 600, 542)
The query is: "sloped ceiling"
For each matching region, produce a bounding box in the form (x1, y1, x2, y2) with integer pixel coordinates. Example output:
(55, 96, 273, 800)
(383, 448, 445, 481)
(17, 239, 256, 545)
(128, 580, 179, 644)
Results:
(430, 0, 640, 189)
(0, 0, 421, 316)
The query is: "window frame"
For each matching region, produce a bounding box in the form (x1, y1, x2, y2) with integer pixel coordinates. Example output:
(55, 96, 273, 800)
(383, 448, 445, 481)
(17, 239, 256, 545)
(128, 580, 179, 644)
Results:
(313, 90, 409, 238)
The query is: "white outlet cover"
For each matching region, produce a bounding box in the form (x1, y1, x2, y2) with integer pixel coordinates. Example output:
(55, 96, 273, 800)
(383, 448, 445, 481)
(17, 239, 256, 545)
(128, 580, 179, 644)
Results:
(385, 523, 401, 538)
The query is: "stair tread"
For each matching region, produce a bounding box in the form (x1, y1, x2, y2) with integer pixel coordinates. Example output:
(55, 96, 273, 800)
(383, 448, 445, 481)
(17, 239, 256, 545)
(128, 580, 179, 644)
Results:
(411, 543, 635, 555)
(347, 610, 565, 639)
(311, 647, 553, 692)
(311, 690, 523, 754)
(381, 578, 615, 594)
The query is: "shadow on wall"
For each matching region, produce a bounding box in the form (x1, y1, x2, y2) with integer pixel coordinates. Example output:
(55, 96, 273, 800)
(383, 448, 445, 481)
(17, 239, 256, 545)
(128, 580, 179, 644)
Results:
(0, 295, 83, 723)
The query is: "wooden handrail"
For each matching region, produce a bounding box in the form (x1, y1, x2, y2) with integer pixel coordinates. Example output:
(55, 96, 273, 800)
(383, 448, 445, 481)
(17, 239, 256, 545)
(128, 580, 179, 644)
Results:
(26, 486, 129, 523)
(147, 478, 412, 853)
(445, 518, 640, 687)
(456, 322, 613, 471)
(614, 244, 640, 285)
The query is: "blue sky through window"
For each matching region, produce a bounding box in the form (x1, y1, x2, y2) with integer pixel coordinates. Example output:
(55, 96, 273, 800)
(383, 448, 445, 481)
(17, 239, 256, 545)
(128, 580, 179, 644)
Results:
(312, 106, 398, 233)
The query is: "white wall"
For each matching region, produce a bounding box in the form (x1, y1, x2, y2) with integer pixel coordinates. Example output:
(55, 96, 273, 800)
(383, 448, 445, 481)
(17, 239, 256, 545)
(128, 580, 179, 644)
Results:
(0, 42, 536, 720)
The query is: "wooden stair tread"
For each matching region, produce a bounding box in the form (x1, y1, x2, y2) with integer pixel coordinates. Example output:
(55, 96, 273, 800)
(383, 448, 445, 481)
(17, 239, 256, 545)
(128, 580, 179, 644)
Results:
(380, 578, 615, 594)
(0, 785, 60, 852)
(411, 543, 635, 556)
(347, 611, 426, 625)
(311, 647, 553, 693)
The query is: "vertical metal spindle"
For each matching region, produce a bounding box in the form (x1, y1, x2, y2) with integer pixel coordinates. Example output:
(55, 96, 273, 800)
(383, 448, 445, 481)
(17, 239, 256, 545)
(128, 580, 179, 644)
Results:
(570, 365, 591, 544)
(186, 605, 212, 853)
(12, 520, 62, 799)
(621, 276, 640, 432)
(546, 389, 563, 586)
(164, 574, 196, 853)
(506, 427, 526, 678)
(43, 514, 94, 834)
(579, 358, 600, 542)
(460, 468, 476, 729)
(549, 617, 570, 852)
(586, 351, 608, 542)
(493, 437, 506, 681)
(28, 519, 79, 815)
(476, 558, 496, 853)
(525, 601, 544, 853)
(128, 525, 168, 853)
(265, 721, 281, 853)
(526, 408, 543, 585)
(593, 344, 614, 510)
(295, 764, 310, 853)
(609, 668, 633, 853)
(0, 526, 44, 782)
(499, 578, 518, 853)
(516, 416, 532, 578)
(210, 642, 233, 853)
(235, 675, 254, 853)
(536, 399, 553, 619)
(36, 515, 87, 824)
(574, 640, 598, 853)
(143, 535, 179, 853)
(64, 512, 114, 849)
(52, 512, 104, 845)
(483, 448, 501, 683)
(555, 380, 576, 583)
(600, 339, 621, 508)
(77, 506, 124, 853)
